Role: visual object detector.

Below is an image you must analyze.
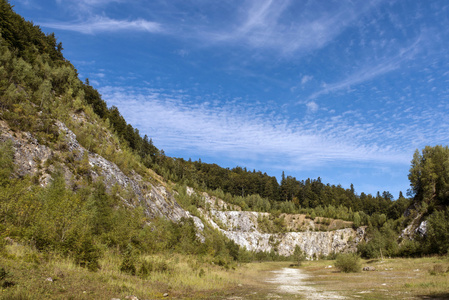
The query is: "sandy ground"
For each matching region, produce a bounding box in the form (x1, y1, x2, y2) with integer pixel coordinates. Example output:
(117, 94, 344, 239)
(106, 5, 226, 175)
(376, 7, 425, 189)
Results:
(266, 267, 345, 299)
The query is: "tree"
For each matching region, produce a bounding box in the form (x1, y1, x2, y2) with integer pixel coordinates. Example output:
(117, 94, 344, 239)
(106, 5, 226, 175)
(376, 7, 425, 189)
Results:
(426, 208, 449, 254)
(293, 245, 306, 266)
(409, 146, 449, 205)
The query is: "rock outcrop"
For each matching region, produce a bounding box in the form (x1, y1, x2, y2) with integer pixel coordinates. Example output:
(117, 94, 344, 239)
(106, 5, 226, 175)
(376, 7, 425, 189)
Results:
(1, 119, 188, 222)
(198, 191, 365, 257)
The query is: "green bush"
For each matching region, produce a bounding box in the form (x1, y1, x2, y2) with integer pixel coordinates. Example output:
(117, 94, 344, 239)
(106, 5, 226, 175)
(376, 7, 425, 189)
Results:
(334, 253, 361, 273)
(119, 245, 137, 275)
(293, 245, 306, 266)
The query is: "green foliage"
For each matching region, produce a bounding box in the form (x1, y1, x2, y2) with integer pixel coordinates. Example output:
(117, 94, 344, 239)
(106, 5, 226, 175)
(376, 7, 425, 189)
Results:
(353, 212, 361, 228)
(0, 266, 15, 288)
(120, 244, 137, 275)
(409, 145, 449, 205)
(0, 140, 14, 186)
(397, 239, 421, 257)
(293, 245, 306, 266)
(425, 208, 449, 255)
(72, 234, 101, 272)
(357, 221, 399, 259)
(334, 253, 361, 273)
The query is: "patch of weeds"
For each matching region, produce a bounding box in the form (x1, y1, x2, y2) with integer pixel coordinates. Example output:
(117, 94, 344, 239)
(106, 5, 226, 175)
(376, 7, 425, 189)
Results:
(198, 268, 205, 278)
(0, 267, 15, 288)
(138, 260, 153, 279)
(429, 264, 447, 275)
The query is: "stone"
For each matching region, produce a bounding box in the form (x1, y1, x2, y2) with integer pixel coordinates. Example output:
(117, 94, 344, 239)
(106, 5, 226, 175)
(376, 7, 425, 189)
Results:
(363, 266, 376, 271)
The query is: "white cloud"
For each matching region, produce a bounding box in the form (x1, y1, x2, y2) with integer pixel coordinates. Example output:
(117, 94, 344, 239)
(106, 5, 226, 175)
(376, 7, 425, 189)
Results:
(40, 16, 162, 34)
(306, 101, 319, 113)
(99, 86, 411, 170)
(301, 75, 313, 85)
(203, 0, 385, 55)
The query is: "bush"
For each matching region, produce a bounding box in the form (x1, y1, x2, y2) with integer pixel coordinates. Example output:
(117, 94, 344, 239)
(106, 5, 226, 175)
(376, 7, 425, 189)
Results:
(293, 245, 306, 266)
(429, 264, 447, 275)
(334, 253, 361, 273)
(119, 245, 137, 275)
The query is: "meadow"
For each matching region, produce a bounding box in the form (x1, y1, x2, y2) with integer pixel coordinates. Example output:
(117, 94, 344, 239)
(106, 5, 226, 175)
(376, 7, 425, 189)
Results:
(2, 240, 449, 299)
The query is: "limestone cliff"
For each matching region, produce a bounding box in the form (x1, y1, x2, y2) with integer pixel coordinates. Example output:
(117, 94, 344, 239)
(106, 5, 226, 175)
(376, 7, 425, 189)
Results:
(197, 191, 365, 257)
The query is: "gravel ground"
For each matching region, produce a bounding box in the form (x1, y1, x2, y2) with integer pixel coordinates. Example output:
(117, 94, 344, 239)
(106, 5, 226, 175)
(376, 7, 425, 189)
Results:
(266, 268, 346, 299)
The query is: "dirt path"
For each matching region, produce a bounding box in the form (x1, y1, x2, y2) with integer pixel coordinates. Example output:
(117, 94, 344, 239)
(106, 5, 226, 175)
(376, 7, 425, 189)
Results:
(266, 267, 345, 299)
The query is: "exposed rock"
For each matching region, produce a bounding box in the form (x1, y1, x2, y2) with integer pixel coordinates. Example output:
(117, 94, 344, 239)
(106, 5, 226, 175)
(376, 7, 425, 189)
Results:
(198, 194, 365, 257)
(416, 220, 427, 236)
(363, 266, 376, 271)
(0, 120, 53, 179)
(401, 212, 424, 240)
(57, 120, 191, 223)
(0, 119, 196, 225)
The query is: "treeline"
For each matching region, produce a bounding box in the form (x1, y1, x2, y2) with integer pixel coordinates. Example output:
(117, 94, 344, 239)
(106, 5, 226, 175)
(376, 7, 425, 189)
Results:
(153, 157, 408, 218)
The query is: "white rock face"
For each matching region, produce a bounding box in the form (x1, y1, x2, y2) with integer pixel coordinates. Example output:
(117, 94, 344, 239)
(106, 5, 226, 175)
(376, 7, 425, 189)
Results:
(198, 194, 365, 257)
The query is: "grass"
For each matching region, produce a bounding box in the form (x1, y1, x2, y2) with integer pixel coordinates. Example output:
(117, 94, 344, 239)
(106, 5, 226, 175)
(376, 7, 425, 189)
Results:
(299, 256, 449, 299)
(0, 242, 281, 299)
(2, 242, 449, 299)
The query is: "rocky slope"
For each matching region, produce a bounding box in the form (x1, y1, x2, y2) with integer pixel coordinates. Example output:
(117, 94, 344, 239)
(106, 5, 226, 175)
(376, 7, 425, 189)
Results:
(1, 117, 365, 257)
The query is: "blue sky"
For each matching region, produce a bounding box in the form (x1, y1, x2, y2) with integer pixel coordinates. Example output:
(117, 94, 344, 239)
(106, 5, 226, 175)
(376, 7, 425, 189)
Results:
(12, 0, 449, 198)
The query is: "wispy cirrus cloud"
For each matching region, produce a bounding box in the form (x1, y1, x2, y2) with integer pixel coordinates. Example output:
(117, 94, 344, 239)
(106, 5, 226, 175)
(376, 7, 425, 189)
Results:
(99, 85, 411, 170)
(204, 0, 385, 55)
(308, 34, 424, 99)
(40, 16, 162, 34)
(55, 0, 125, 11)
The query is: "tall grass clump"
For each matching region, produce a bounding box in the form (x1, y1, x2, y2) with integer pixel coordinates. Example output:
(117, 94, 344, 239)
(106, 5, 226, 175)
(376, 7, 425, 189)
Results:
(334, 253, 361, 273)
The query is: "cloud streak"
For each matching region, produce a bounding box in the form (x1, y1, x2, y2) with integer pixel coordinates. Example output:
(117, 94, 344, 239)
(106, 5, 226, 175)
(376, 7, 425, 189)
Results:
(308, 34, 424, 99)
(40, 16, 162, 34)
(204, 0, 385, 55)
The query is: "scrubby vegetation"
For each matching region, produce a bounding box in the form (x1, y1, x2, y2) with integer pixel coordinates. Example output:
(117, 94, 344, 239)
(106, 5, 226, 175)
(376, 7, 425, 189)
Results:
(334, 253, 361, 273)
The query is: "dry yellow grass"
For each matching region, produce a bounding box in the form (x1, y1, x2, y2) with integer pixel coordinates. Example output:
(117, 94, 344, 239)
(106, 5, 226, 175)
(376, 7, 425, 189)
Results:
(0, 242, 281, 299)
(300, 257, 449, 299)
(2, 242, 449, 299)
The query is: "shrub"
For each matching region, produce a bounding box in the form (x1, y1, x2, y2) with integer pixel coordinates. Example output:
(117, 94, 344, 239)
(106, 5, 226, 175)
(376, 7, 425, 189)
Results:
(119, 245, 137, 275)
(293, 245, 306, 266)
(429, 264, 447, 275)
(0, 267, 15, 288)
(334, 253, 361, 273)
(138, 260, 153, 279)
